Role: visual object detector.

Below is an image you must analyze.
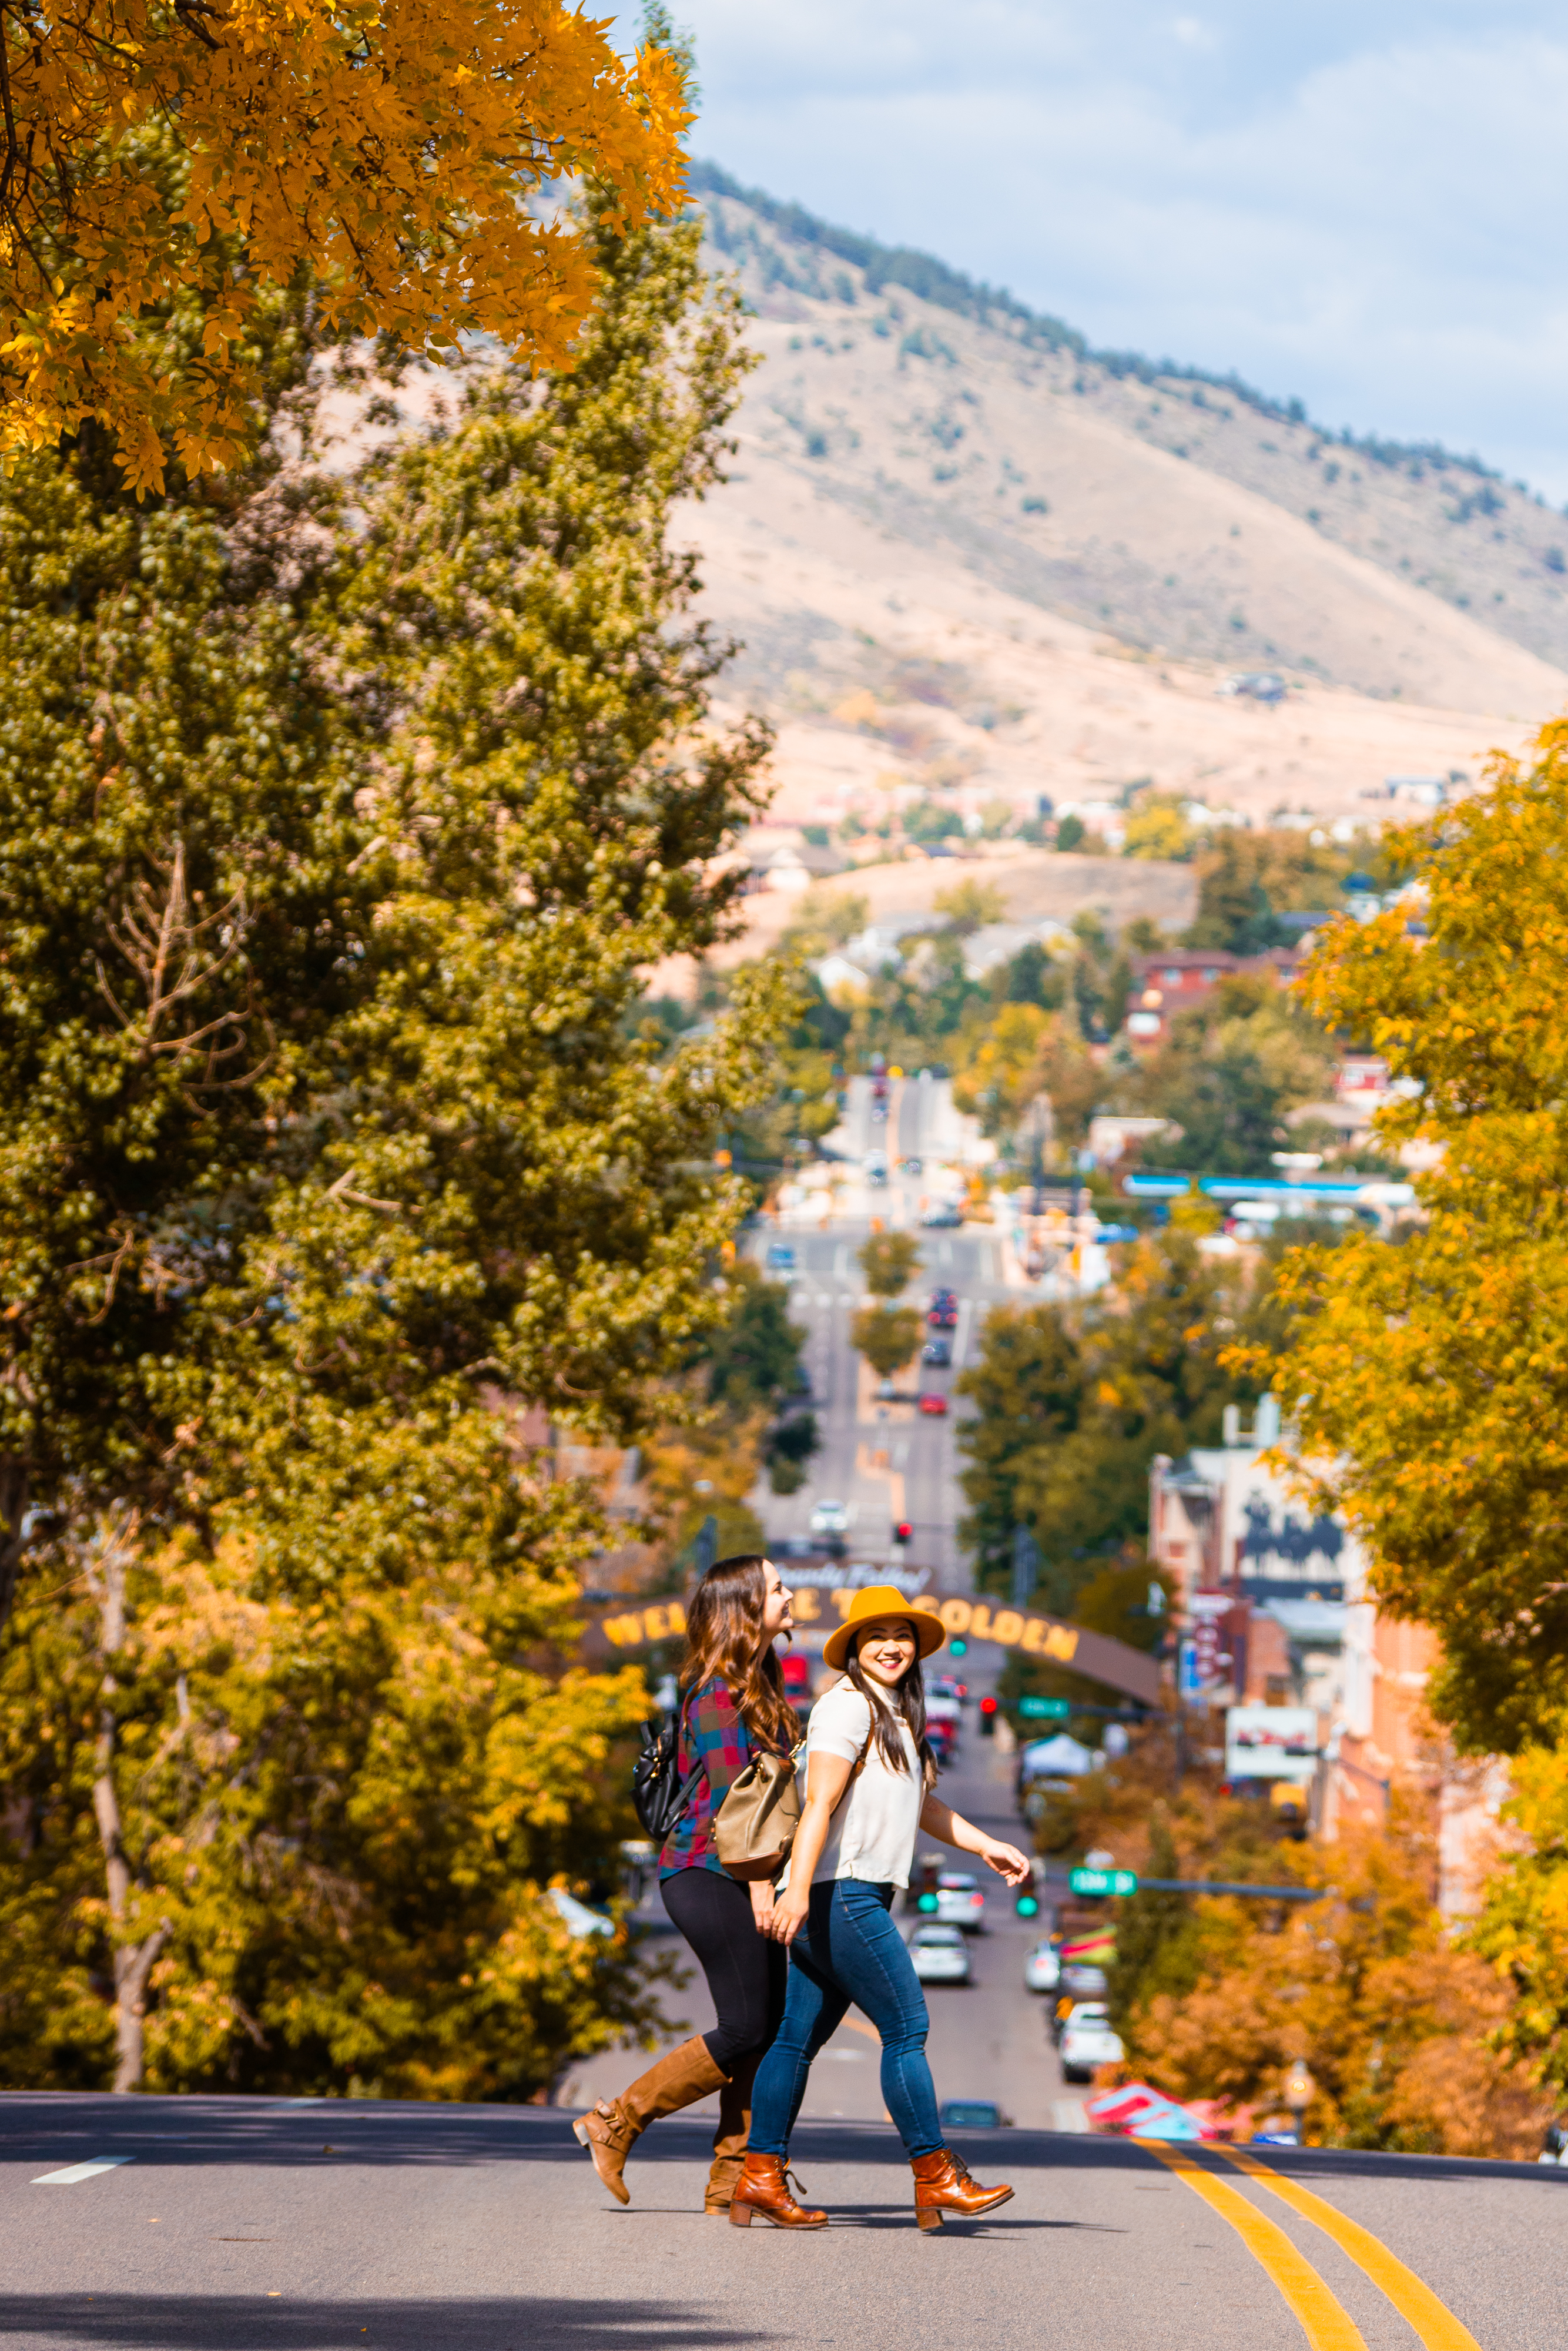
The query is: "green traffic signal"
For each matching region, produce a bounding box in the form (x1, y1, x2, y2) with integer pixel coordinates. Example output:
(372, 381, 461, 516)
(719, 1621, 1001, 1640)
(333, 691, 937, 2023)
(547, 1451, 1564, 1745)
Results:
(1015, 1893, 1040, 1918)
(949, 1637, 967, 1657)
(917, 1891, 939, 1913)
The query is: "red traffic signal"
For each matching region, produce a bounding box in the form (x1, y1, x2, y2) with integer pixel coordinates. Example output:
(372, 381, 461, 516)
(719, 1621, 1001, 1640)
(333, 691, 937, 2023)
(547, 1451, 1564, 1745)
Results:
(894, 1521, 913, 1543)
(979, 1696, 998, 1714)
(979, 1694, 998, 1737)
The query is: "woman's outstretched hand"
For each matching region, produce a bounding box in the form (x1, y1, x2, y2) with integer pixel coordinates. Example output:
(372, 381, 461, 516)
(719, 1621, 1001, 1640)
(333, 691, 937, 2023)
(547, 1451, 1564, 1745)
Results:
(978, 1837, 1032, 1887)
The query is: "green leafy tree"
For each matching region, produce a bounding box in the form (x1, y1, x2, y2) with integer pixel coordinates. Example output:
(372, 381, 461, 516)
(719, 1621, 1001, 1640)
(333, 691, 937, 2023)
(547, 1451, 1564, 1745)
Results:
(852, 1303, 923, 1382)
(0, 204, 789, 2094)
(959, 1234, 1249, 1607)
(703, 1264, 806, 1410)
(859, 1231, 923, 1297)
(1131, 975, 1332, 1178)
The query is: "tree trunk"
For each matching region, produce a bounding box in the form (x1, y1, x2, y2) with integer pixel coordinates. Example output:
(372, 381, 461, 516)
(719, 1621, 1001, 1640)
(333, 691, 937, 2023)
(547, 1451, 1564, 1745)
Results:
(85, 1509, 167, 2094)
(0, 1454, 32, 1639)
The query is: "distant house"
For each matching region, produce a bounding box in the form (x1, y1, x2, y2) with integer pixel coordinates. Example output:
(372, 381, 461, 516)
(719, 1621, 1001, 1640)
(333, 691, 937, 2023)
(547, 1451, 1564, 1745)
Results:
(960, 919, 1071, 982)
(758, 840, 846, 893)
(816, 953, 873, 997)
(1123, 947, 1298, 1044)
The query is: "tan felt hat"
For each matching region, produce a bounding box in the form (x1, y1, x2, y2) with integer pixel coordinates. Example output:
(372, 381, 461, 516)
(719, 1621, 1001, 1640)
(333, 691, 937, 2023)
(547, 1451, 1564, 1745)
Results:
(822, 1584, 947, 1672)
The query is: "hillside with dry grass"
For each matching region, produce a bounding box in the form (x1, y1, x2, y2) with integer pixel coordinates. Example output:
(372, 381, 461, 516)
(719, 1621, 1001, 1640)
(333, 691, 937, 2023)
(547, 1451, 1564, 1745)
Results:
(681, 170, 1566, 863)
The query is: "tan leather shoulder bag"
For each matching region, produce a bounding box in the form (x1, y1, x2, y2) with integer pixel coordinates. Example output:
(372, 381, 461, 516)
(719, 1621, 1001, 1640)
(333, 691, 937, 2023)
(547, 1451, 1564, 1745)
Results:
(716, 1694, 875, 1883)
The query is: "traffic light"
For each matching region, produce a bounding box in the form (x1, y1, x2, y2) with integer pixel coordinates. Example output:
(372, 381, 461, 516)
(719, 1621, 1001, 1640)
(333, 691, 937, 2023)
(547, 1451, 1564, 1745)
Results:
(1015, 1890, 1040, 1920)
(894, 1521, 913, 1544)
(916, 1855, 940, 1913)
(979, 1694, 998, 1738)
(949, 1636, 967, 1658)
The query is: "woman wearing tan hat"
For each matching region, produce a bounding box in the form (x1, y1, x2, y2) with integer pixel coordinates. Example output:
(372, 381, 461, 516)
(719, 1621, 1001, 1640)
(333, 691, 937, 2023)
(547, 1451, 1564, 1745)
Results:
(730, 1585, 1031, 2232)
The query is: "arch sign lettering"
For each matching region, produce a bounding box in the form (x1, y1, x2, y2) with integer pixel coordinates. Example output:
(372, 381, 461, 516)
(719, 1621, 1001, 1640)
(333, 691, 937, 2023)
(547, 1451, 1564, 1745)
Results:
(592, 1589, 1160, 1704)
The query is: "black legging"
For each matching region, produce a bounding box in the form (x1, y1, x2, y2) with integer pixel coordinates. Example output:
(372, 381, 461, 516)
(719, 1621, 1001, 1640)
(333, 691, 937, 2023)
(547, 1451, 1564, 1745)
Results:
(660, 1866, 788, 2073)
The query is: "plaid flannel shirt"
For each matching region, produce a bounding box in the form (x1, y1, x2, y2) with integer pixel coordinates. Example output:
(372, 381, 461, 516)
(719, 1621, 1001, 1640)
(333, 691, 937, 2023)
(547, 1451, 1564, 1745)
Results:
(658, 1677, 756, 1878)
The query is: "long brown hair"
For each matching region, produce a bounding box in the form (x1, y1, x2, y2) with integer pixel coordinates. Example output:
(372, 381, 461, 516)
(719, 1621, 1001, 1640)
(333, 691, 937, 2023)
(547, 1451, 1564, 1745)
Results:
(679, 1553, 798, 1754)
(843, 1623, 938, 1783)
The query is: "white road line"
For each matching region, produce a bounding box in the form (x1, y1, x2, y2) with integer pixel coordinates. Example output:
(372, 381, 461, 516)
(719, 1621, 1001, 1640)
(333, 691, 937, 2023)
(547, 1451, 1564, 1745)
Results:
(953, 1296, 975, 1369)
(31, 2156, 133, 2185)
(833, 1242, 848, 1280)
(1051, 2101, 1088, 2135)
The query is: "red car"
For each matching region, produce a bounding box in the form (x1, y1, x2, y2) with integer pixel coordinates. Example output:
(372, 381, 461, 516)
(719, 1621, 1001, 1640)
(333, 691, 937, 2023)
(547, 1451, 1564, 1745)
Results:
(918, 1392, 948, 1416)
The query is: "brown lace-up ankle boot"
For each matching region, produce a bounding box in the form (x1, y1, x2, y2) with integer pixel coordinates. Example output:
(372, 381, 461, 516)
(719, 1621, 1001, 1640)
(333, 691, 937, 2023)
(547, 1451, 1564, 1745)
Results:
(572, 2037, 727, 2205)
(704, 2049, 760, 2213)
(728, 2150, 829, 2229)
(909, 2146, 1016, 2232)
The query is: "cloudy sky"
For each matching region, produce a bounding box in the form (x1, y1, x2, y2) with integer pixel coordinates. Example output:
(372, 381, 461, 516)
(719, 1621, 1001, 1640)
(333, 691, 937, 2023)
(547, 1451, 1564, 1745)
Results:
(648, 2, 1568, 499)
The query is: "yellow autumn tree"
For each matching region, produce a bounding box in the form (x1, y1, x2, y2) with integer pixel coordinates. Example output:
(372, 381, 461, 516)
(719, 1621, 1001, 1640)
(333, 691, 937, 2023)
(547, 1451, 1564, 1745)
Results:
(1, 0, 691, 493)
(1244, 718, 1568, 1756)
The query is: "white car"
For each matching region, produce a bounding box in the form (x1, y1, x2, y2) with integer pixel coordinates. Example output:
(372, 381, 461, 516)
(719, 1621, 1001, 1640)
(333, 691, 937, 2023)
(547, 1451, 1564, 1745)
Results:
(1060, 2002, 1125, 2084)
(1023, 1940, 1061, 1995)
(808, 1499, 850, 1536)
(935, 1872, 987, 1933)
(908, 1925, 971, 1985)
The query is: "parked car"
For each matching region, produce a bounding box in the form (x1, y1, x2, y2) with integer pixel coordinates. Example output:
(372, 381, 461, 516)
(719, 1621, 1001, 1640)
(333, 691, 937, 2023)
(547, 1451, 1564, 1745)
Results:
(1061, 1962, 1110, 2003)
(1023, 1940, 1061, 1995)
(808, 1499, 850, 1537)
(935, 1873, 987, 1933)
(938, 2099, 1011, 2129)
(928, 1676, 968, 1704)
(922, 1335, 952, 1367)
(908, 1925, 971, 1985)
(765, 1241, 796, 1272)
(918, 1392, 948, 1417)
(866, 1152, 889, 1185)
(1060, 2003, 1125, 2084)
(922, 1203, 963, 1228)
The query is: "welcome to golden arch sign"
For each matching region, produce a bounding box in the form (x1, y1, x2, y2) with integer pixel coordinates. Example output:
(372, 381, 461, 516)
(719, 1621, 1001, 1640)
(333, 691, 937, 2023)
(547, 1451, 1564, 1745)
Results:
(594, 1589, 1160, 1705)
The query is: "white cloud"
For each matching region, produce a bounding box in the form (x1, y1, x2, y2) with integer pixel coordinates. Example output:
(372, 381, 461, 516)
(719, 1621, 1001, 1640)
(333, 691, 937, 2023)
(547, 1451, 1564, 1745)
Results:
(646, 3, 1568, 497)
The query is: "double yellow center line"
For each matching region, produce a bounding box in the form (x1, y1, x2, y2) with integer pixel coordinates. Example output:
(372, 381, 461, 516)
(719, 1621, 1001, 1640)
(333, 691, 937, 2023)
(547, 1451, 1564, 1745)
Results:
(1134, 2138, 1483, 2350)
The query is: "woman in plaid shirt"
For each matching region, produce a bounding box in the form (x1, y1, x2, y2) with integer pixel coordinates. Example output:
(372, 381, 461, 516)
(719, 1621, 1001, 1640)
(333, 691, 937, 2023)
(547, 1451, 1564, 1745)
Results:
(575, 1553, 798, 2212)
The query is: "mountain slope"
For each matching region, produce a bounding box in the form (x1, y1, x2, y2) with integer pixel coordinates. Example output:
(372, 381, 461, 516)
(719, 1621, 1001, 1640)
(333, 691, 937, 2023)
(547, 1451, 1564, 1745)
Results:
(693, 165, 1568, 692)
(674, 173, 1564, 857)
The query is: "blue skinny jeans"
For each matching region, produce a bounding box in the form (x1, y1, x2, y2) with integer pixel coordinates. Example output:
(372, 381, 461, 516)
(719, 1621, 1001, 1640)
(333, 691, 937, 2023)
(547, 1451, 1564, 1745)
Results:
(748, 1879, 943, 2161)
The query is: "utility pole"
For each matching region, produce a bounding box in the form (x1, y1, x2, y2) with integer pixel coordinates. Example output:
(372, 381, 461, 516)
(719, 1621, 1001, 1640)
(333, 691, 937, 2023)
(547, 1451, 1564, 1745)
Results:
(1010, 1525, 1040, 1609)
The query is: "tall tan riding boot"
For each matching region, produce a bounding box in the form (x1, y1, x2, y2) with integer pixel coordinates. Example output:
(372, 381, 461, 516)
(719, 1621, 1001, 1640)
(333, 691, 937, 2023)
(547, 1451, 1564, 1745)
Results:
(909, 2146, 1015, 2232)
(572, 2037, 727, 2206)
(704, 2048, 760, 2213)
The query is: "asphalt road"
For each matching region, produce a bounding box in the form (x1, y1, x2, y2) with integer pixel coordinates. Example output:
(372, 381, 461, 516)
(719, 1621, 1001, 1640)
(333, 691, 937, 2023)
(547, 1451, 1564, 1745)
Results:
(759, 1074, 1017, 1586)
(6, 2091, 1566, 2349)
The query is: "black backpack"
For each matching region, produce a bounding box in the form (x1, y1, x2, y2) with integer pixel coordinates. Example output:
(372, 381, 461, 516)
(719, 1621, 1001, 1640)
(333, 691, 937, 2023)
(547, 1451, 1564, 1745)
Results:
(632, 1704, 706, 1841)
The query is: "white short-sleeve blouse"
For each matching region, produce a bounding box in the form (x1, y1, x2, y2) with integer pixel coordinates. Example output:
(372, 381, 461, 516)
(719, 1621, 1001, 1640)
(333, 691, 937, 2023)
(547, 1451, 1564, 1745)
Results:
(782, 1678, 926, 1891)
